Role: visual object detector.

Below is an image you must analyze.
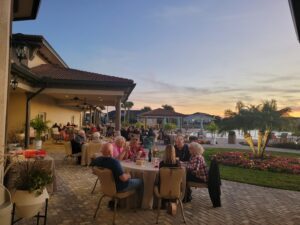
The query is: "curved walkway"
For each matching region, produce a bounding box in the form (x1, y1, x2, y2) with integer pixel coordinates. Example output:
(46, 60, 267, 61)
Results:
(202, 138, 300, 154)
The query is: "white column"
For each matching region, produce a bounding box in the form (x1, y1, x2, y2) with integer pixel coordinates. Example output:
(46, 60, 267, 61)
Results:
(115, 98, 121, 136)
(0, 0, 12, 183)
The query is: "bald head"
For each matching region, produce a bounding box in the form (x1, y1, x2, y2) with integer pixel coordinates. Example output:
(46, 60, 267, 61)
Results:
(102, 143, 113, 157)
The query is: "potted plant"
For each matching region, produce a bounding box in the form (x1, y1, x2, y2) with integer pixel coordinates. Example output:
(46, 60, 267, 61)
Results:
(228, 130, 236, 144)
(30, 116, 49, 149)
(12, 160, 52, 218)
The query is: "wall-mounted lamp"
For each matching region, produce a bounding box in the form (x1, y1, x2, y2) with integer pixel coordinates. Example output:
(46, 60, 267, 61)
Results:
(15, 45, 28, 63)
(10, 75, 19, 90)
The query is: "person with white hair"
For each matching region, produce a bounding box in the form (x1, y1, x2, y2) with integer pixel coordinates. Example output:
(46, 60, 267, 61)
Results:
(91, 132, 101, 143)
(187, 142, 208, 183)
(112, 136, 126, 159)
(74, 129, 86, 145)
(183, 142, 208, 203)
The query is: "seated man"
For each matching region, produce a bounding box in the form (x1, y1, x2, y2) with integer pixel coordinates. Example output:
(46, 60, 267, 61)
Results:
(174, 135, 191, 162)
(91, 143, 143, 192)
(74, 129, 86, 145)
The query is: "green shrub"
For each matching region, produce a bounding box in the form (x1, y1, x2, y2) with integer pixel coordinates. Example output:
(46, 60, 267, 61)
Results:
(30, 116, 49, 140)
(164, 123, 177, 131)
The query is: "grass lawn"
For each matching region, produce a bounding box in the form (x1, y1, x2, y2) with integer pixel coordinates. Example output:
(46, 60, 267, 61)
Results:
(204, 147, 300, 192)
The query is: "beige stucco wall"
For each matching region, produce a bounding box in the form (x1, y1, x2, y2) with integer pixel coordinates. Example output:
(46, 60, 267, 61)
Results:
(7, 91, 27, 136)
(31, 94, 81, 126)
(7, 92, 82, 137)
(27, 53, 47, 68)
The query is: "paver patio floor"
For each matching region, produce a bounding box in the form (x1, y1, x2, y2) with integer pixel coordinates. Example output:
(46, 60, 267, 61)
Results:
(17, 142, 300, 225)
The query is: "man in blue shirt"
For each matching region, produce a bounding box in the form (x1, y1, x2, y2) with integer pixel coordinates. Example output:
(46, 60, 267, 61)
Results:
(91, 143, 143, 192)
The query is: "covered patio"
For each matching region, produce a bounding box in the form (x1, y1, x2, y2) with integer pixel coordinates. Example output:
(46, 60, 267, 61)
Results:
(8, 34, 135, 147)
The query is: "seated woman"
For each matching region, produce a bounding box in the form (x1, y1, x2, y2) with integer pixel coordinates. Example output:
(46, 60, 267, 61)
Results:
(112, 136, 126, 159)
(159, 144, 180, 168)
(187, 142, 208, 183)
(121, 137, 146, 161)
(184, 142, 208, 202)
(157, 145, 181, 210)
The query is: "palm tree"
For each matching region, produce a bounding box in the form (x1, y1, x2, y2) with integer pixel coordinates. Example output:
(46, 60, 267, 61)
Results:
(219, 99, 291, 158)
(162, 104, 174, 111)
(121, 101, 134, 122)
(141, 106, 152, 113)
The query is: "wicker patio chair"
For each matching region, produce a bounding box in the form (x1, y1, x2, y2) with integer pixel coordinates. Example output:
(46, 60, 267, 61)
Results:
(92, 167, 136, 225)
(154, 167, 186, 224)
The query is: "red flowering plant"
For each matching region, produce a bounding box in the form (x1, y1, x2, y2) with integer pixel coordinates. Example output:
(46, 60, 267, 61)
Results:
(215, 151, 300, 175)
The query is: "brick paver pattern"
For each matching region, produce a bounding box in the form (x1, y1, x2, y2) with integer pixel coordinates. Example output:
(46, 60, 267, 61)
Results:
(16, 143, 300, 225)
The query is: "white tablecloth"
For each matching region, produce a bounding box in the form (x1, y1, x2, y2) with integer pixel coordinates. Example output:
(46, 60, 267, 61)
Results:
(121, 161, 158, 209)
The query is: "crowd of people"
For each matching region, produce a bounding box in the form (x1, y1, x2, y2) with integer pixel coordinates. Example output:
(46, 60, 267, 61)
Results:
(87, 132, 209, 204)
(61, 122, 212, 206)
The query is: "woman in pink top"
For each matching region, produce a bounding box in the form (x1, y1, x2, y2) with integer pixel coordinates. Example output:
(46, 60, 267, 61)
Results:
(112, 136, 126, 159)
(122, 137, 146, 160)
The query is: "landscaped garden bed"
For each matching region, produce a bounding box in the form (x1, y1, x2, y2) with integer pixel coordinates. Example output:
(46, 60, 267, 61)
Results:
(215, 151, 300, 174)
(204, 148, 300, 191)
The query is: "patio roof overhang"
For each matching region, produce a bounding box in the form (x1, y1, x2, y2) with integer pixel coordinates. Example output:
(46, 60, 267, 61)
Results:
(13, 0, 41, 21)
(289, 0, 300, 42)
(10, 63, 136, 107)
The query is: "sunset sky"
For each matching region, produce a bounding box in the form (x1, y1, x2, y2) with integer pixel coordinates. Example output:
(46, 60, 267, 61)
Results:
(13, 0, 300, 117)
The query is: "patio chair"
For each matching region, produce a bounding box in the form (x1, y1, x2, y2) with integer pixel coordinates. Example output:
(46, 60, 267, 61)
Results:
(154, 167, 186, 224)
(63, 141, 81, 161)
(87, 143, 103, 193)
(51, 128, 63, 143)
(92, 167, 136, 225)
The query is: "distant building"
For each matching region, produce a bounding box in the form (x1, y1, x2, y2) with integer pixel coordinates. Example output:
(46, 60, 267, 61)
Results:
(108, 110, 143, 124)
(183, 112, 215, 129)
(138, 108, 185, 128)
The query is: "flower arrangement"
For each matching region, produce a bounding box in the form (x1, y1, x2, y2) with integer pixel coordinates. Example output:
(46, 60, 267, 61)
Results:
(215, 151, 300, 174)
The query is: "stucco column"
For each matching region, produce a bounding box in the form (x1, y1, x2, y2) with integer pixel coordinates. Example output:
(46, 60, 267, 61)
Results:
(176, 117, 180, 128)
(115, 98, 121, 136)
(0, 0, 12, 182)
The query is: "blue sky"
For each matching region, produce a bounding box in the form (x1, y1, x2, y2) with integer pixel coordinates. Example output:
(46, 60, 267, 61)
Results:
(13, 0, 300, 116)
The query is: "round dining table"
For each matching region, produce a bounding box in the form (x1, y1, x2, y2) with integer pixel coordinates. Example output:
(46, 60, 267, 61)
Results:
(121, 160, 187, 210)
(121, 160, 159, 209)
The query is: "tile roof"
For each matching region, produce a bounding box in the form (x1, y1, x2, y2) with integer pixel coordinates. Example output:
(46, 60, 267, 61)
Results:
(30, 64, 134, 84)
(139, 108, 185, 117)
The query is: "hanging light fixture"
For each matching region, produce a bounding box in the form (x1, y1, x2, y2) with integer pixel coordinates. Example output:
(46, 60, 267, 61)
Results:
(10, 75, 19, 90)
(15, 45, 28, 63)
